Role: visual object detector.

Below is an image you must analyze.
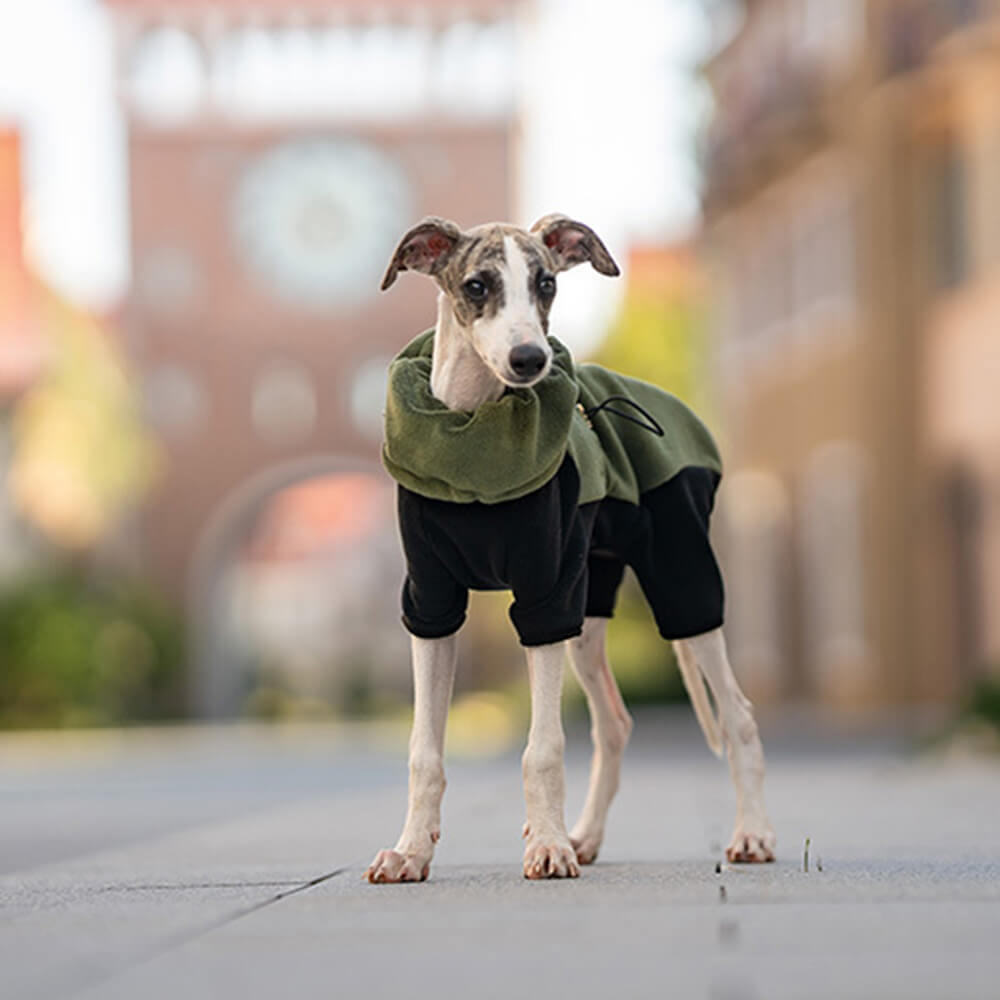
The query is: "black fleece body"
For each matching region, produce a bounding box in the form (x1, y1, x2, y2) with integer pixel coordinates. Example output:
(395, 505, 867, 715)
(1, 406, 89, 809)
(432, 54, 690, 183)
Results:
(398, 456, 724, 647)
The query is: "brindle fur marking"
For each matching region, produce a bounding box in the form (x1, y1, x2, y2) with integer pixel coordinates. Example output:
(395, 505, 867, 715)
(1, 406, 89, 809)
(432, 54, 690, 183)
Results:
(383, 223, 556, 333)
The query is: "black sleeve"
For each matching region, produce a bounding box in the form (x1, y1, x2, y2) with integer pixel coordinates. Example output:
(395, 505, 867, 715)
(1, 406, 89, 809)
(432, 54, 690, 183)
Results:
(397, 488, 469, 640)
(505, 463, 597, 647)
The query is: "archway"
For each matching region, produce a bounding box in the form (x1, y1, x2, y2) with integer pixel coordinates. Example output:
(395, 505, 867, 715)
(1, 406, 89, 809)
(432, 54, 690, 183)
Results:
(186, 453, 402, 718)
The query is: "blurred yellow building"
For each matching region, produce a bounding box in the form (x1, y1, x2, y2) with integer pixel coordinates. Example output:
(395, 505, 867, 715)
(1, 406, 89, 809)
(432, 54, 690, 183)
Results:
(702, 0, 1000, 709)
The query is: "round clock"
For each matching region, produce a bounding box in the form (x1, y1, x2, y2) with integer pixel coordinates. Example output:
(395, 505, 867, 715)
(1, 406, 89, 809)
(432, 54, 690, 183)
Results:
(232, 138, 412, 308)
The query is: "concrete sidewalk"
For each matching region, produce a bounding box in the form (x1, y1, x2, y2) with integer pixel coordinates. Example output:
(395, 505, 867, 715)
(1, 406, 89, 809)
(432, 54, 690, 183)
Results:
(1, 711, 999, 1000)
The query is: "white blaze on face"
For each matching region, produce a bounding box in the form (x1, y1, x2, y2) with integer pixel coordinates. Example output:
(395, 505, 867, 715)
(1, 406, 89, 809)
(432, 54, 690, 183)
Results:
(471, 236, 552, 385)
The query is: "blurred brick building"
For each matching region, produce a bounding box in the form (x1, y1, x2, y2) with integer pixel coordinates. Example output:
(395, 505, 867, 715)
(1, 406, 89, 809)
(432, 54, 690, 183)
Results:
(702, 0, 1000, 708)
(104, 0, 520, 712)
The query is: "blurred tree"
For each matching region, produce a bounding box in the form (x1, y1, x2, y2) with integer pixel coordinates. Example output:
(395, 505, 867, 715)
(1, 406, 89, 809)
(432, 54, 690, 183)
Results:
(8, 287, 158, 550)
(590, 245, 712, 420)
(0, 133, 174, 728)
(0, 570, 184, 728)
(0, 286, 174, 728)
(583, 245, 713, 706)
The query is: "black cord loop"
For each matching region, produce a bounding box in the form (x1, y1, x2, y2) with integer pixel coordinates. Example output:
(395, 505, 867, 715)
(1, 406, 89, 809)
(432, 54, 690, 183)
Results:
(582, 395, 665, 437)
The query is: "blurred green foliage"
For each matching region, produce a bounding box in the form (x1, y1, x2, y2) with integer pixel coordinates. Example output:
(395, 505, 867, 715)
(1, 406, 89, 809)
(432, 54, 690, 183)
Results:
(579, 249, 707, 708)
(964, 674, 1000, 730)
(0, 570, 184, 728)
(591, 265, 713, 424)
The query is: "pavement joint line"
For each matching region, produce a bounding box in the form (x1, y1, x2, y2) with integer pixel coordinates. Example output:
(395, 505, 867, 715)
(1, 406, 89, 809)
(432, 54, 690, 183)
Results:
(94, 880, 307, 893)
(66, 863, 355, 999)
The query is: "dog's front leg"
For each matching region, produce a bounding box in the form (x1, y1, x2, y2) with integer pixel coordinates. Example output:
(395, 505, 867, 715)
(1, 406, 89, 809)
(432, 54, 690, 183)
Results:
(365, 634, 457, 883)
(521, 641, 580, 879)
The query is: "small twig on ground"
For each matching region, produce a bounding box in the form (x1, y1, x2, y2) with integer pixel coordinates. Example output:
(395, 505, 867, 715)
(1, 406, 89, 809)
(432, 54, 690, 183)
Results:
(719, 884, 727, 903)
(803, 836, 811, 873)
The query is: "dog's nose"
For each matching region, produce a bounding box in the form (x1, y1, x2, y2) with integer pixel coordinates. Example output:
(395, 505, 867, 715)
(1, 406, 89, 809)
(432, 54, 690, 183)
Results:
(509, 344, 547, 379)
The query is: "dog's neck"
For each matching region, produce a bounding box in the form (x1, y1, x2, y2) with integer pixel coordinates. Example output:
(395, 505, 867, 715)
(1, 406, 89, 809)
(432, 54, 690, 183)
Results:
(429, 293, 506, 412)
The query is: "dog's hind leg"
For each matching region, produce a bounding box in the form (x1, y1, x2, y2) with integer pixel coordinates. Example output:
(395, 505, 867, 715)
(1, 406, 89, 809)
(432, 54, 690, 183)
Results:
(674, 628, 775, 863)
(566, 617, 632, 864)
(521, 640, 580, 879)
(365, 634, 457, 884)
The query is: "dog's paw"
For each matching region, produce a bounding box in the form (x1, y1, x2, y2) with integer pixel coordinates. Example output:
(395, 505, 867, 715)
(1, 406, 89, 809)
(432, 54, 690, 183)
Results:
(523, 838, 581, 879)
(725, 825, 776, 863)
(364, 849, 430, 884)
(569, 828, 603, 865)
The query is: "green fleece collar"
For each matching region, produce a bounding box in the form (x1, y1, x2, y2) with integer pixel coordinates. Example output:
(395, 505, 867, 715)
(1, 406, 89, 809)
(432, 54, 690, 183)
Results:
(382, 329, 595, 504)
(382, 329, 722, 507)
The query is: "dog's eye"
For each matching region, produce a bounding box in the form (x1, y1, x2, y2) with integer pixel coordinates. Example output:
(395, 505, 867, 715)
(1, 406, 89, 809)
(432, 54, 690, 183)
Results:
(537, 274, 556, 297)
(463, 278, 488, 301)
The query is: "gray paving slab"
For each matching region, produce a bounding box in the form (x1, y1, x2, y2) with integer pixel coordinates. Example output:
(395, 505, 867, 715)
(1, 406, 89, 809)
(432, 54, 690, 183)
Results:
(82, 876, 1000, 1000)
(0, 723, 403, 875)
(1, 713, 998, 1000)
(74, 755, 1000, 1000)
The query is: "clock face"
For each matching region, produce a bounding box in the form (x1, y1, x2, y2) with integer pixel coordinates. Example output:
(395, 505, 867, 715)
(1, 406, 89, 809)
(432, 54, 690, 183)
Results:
(232, 138, 412, 308)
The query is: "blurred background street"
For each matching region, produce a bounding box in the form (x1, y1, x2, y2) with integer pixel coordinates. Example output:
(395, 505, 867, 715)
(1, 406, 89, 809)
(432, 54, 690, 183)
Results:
(2, 0, 1000, 727)
(3, 0, 1000, 732)
(1, 0, 1000, 995)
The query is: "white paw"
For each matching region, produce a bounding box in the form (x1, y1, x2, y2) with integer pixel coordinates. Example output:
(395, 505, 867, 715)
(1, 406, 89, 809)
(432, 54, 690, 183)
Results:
(569, 826, 604, 865)
(364, 849, 430, 884)
(523, 838, 581, 879)
(725, 824, 776, 863)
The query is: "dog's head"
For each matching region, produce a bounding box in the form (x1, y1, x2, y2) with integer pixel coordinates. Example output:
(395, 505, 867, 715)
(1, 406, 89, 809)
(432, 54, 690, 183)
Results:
(381, 215, 619, 388)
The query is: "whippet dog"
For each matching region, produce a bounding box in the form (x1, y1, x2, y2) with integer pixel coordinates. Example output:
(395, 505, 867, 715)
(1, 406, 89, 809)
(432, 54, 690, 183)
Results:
(365, 215, 775, 882)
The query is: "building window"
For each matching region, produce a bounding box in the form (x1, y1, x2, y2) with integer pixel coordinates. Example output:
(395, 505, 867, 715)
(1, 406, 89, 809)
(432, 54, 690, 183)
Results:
(349, 356, 390, 441)
(792, 173, 857, 339)
(722, 470, 791, 699)
(759, 213, 792, 349)
(143, 364, 205, 436)
(127, 27, 206, 125)
(800, 0, 865, 72)
(941, 464, 985, 680)
(251, 363, 317, 444)
(929, 141, 969, 291)
(799, 442, 869, 693)
(743, 235, 769, 348)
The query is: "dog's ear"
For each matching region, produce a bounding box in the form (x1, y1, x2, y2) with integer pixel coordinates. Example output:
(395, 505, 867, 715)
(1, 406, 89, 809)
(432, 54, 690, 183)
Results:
(381, 217, 464, 290)
(530, 214, 620, 276)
